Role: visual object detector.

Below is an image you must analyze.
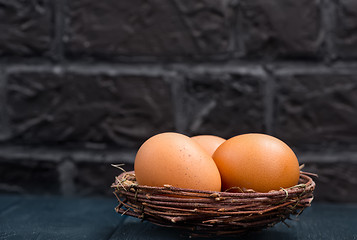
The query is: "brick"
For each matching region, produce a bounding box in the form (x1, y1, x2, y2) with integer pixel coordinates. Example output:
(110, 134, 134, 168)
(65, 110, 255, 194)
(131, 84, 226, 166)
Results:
(334, 0, 357, 58)
(74, 162, 131, 196)
(303, 162, 357, 202)
(5, 70, 175, 147)
(0, 0, 53, 57)
(65, 0, 233, 60)
(0, 160, 60, 194)
(274, 72, 357, 149)
(183, 72, 265, 138)
(0, 145, 135, 196)
(240, 0, 322, 59)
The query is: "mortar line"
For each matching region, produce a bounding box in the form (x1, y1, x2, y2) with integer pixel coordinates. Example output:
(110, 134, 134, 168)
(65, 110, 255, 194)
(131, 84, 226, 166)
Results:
(262, 65, 275, 135)
(0, 64, 11, 141)
(321, 0, 337, 63)
(53, 0, 66, 63)
(4, 60, 357, 78)
(234, 0, 245, 58)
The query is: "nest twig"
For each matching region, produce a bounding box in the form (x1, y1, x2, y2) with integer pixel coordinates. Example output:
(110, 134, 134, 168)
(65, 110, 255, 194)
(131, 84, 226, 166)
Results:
(111, 171, 316, 237)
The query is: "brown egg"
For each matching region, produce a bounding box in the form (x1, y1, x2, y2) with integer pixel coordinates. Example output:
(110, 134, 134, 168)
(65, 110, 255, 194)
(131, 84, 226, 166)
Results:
(213, 133, 300, 192)
(134, 132, 221, 192)
(191, 135, 226, 156)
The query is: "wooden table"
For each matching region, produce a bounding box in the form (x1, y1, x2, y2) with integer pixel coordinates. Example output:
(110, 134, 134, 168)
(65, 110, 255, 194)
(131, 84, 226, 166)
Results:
(0, 194, 356, 239)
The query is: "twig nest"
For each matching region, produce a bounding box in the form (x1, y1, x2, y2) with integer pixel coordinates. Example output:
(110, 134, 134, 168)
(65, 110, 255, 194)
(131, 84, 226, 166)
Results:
(112, 171, 316, 237)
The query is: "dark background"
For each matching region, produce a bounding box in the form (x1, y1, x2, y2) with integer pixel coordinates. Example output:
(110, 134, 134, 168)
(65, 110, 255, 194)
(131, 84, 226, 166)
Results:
(0, 0, 356, 202)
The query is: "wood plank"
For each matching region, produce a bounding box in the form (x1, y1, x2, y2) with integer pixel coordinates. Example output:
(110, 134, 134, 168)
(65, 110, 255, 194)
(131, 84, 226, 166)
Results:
(0, 195, 121, 240)
(1, 195, 356, 240)
(0, 195, 22, 215)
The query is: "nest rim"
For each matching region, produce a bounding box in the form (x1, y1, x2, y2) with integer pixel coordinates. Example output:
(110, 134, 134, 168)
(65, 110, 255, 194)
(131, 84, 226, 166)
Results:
(113, 170, 315, 196)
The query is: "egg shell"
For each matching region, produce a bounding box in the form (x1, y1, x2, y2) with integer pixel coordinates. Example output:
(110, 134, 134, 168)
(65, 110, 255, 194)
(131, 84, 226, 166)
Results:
(191, 135, 226, 156)
(134, 132, 221, 192)
(213, 133, 300, 192)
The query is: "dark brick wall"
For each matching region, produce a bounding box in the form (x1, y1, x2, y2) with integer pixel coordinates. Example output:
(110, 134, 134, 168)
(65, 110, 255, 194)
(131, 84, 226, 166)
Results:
(6, 69, 174, 147)
(0, 0, 357, 202)
(0, 0, 54, 58)
(65, 0, 234, 60)
(240, 0, 323, 59)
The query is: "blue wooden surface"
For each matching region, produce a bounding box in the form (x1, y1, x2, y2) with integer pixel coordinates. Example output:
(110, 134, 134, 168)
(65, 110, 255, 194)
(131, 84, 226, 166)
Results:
(0, 194, 356, 240)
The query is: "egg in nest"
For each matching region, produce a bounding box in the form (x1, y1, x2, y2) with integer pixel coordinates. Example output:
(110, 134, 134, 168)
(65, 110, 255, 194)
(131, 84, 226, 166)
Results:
(191, 135, 226, 156)
(134, 132, 221, 192)
(213, 133, 300, 192)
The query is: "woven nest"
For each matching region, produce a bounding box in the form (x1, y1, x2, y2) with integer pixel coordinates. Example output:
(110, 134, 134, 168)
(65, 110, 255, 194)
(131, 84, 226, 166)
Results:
(112, 170, 316, 237)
